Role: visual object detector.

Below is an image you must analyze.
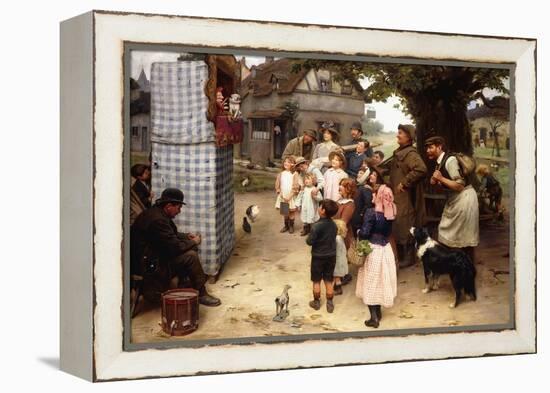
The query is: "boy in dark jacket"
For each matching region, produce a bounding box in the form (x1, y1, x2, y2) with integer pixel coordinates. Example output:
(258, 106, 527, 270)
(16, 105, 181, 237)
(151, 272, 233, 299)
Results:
(306, 199, 339, 313)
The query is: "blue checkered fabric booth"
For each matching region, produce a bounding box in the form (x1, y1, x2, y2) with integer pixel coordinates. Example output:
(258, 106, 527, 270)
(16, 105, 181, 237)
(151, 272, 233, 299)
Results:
(150, 61, 235, 276)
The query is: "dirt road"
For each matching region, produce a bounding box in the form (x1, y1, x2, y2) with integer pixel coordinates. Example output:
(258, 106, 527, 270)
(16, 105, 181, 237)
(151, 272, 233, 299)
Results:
(131, 190, 511, 343)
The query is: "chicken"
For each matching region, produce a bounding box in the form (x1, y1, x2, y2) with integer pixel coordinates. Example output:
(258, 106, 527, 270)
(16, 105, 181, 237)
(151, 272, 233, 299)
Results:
(242, 217, 251, 233)
(245, 205, 260, 222)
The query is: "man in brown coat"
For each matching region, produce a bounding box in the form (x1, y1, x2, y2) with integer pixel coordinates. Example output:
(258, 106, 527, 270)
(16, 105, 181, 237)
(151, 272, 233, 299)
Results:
(387, 124, 427, 268)
(281, 129, 317, 161)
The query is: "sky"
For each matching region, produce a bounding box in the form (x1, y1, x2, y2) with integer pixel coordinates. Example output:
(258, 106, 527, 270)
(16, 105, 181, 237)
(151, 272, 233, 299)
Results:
(131, 51, 508, 133)
(131, 51, 182, 79)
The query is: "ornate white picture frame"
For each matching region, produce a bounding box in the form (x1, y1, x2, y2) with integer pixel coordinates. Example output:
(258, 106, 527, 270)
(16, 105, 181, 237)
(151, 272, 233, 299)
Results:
(60, 10, 536, 381)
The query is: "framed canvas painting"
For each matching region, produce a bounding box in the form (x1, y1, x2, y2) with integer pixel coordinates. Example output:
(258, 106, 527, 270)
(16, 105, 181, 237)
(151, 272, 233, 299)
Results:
(60, 10, 536, 381)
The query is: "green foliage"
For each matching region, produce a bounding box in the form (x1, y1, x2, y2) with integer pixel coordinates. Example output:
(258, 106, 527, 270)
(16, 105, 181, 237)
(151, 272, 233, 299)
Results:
(233, 167, 277, 193)
(291, 59, 509, 116)
(281, 100, 299, 119)
(362, 119, 384, 135)
(356, 240, 373, 256)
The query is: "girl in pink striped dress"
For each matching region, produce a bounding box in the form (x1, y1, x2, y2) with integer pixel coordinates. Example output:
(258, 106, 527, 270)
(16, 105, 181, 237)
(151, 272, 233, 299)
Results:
(355, 168, 397, 328)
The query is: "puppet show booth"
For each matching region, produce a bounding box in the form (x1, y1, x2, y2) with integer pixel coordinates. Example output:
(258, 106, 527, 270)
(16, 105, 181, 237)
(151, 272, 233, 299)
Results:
(150, 54, 243, 278)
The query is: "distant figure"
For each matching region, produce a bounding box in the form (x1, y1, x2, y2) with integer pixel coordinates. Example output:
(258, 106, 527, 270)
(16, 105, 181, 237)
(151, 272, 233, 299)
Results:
(474, 134, 480, 148)
(479, 138, 486, 148)
(476, 164, 503, 214)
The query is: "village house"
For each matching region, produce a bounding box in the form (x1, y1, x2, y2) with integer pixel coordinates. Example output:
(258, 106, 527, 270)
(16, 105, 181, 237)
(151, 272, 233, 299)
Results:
(468, 96, 511, 153)
(130, 70, 151, 153)
(238, 57, 366, 165)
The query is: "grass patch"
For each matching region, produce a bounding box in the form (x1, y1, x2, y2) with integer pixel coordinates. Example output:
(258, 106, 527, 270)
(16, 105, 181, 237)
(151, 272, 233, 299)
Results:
(233, 167, 277, 193)
(474, 146, 510, 159)
(492, 165, 510, 198)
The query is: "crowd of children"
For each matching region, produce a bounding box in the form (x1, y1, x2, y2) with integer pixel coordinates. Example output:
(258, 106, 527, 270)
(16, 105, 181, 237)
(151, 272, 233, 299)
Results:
(273, 145, 503, 327)
(275, 152, 398, 326)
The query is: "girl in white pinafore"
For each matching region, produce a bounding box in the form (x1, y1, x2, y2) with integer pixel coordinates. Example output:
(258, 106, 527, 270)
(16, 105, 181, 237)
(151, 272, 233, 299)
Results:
(332, 218, 349, 296)
(275, 156, 300, 234)
(296, 172, 323, 236)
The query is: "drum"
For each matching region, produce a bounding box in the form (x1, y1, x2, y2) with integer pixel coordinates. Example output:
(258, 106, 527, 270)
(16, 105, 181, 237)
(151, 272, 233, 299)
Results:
(161, 288, 199, 336)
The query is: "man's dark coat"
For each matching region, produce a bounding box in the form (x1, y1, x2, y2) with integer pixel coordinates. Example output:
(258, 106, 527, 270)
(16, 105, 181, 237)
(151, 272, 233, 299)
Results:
(130, 205, 198, 276)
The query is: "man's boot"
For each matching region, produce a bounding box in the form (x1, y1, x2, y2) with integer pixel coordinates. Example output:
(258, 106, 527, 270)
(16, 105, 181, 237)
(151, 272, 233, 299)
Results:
(198, 289, 222, 307)
(280, 218, 289, 233)
(300, 224, 310, 236)
(288, 219, 295, 234)
(364, 305, 380, 328)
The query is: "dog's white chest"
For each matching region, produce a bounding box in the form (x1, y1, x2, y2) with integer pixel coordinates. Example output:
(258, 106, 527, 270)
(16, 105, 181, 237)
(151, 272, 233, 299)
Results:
(417, 239, 436, 258)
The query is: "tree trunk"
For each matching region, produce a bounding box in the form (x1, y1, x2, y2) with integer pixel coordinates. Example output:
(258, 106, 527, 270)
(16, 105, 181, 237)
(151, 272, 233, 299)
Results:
(408, 94, 473, 157)
(493, 130, 501, 157)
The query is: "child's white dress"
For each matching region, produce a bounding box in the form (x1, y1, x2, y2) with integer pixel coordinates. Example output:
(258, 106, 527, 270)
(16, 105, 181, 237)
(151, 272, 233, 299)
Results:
(275, 170, 299, 210)
(333, 235, 348, 277)
(298, 186, 323, 224)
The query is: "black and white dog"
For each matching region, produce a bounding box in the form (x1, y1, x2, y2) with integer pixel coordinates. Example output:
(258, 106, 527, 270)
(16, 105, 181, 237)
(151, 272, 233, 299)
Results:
(410, 227, 477, 308)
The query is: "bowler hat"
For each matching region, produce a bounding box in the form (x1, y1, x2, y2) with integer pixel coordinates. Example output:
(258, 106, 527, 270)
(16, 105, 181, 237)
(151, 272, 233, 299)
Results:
(155, 188, 187, 206)
(398, 124, 416, 141)
(302, 129, 318, 141)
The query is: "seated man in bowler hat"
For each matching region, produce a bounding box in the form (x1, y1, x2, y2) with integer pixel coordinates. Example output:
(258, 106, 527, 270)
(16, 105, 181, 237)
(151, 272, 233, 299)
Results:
(130, 188, 222, 307)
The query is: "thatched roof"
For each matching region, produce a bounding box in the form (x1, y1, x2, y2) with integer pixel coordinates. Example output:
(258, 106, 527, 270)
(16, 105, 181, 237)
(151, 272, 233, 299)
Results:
(241, 58, 308, 98)
(468, 96, 510, 121)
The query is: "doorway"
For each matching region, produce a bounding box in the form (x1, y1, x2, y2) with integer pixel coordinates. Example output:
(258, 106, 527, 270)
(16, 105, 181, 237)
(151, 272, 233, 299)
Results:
(273, 119, 287, 159)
